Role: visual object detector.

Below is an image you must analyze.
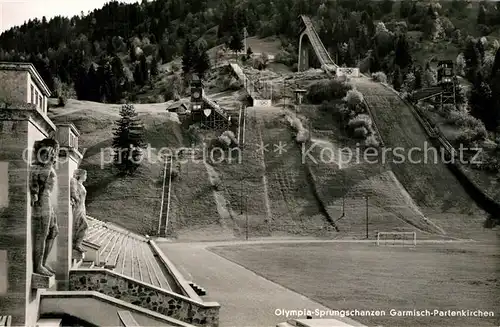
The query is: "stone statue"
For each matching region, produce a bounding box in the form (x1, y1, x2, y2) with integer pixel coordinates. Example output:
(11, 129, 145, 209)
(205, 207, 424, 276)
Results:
(71, 169, 88, 253)
(29, 138, 59, 277)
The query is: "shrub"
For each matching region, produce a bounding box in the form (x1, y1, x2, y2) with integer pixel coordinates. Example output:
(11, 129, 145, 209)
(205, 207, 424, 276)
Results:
(187, 124, 202, 145)
(447, 110, 484, 129)
(171, 62, 180, 72)
(217, 134, 232, 148)
(365, 135, 380, 148)
(171, 161, 181, 180)
(371, 71, 388, 83)
(455, 128, 475, 145)
(296, 129, 309, 143)
(289, 116, 302, 130)
(287, 116, 309, 143)
(226, 77, 243, 90)
(252, 57, 267, 70)
(221, 130, 238, 145)
(339, 103, 351, 119)
(353, 126, 369, 138)
(343, 89, 364, 108)
(348, 114, 372, 130)
(306, 79, 352, 103)
(275, 50, 296, 66)
(58, 96, 66, 107)
(164, 88, 179, 101)
(456, 126, 487, 145)
(212, 175, 222, 191)
(319, 101, 331, 112)
(472, 124, 487, 141)
(482, 155, 500, 173)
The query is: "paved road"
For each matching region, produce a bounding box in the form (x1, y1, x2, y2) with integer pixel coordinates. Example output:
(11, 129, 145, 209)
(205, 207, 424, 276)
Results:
(157, 240, 368, 327)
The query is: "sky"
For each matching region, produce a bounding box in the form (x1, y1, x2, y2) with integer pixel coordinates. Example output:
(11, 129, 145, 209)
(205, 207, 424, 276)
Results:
(0, 0, 139, 32)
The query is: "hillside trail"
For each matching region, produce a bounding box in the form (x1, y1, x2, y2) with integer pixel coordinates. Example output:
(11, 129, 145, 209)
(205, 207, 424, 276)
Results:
(350, 76, 488, 235)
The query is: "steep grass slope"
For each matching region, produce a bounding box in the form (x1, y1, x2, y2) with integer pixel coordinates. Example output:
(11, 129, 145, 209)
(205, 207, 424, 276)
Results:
(168, 150, 235, 240)
(212, 107, 272, 237)
(297, 106, 445, 238)
(257, 111, 335, 236)
(49, 100, 184, 235)
(351, 78, 489, 237)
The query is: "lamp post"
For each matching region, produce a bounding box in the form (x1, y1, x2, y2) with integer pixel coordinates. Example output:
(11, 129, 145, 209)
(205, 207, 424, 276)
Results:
(246, 196, 249, 240)
(365, 195, 369, 239)
(243, 27, 247, 56)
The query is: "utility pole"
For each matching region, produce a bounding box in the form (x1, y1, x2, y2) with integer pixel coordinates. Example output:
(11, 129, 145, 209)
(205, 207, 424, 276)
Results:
(365, 195, 369, 239)
(164, 156, 174, 236)
(283, 79, 286, 110)
(237, 104, 242, 145)
(246, 197, 249, 240)
(240, 177, 244, 214)
(243, 27, 247, 56)
(158, 155, 168, 236)
(270, 82, 273, 102)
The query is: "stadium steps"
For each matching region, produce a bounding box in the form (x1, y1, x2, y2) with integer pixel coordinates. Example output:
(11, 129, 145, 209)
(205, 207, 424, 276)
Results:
(83, 217, 172, 291)
(187, 282, 206, 296)
(0, 315, 11, 327)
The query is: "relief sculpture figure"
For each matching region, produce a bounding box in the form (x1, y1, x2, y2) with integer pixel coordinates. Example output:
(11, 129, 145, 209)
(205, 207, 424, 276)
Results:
(71, 169, 88, 253)
(30, 138, 59, 277)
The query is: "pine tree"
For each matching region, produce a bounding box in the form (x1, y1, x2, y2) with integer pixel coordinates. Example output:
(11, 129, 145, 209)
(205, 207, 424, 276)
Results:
(414, 67, 423, 90)
(394, 34, 412, 71)
(194, 49, 210, 79)
(139, 55, 149, 82)
(182, 38, 195, 76)
(491, 47, 500, 78)
(150, 56, 159, 77)
(392, 65, 403, 91)
(400, 0, 412, 18)
(129, 43, 137, 62)
(477, 5, 487, 25)
(228, 29, 243, 54)
(133, 63, 144, 86)
(112, 104, 145, 175)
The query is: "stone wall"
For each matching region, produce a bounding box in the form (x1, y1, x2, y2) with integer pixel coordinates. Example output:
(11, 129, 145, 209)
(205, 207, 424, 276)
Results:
(69, 270, 219, 327)
(0, 70, 28, 104)
(0, 107, 56, 326)
(0, 119, 30, 326)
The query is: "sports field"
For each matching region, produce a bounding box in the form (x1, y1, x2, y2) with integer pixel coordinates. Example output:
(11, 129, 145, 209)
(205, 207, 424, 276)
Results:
(210, 241, 499, 327)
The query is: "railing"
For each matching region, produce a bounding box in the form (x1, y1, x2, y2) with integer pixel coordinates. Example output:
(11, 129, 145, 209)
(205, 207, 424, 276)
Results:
(412, 86, 444, 102)
(228, 63, 268, 102)
(117, 311, 140, 327)
(202, 91, 228, 120)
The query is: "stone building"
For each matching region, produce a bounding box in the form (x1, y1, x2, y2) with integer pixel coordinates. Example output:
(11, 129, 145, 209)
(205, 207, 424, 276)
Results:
(0, 62, 219, 327)
(0, 62, 51, 115)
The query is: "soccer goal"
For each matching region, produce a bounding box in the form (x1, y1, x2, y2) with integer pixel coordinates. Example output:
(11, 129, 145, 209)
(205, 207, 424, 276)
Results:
(376, 232, 417, 246)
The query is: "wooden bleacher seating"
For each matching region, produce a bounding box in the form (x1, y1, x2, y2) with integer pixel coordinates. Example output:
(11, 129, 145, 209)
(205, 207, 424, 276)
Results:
(82, 217, 172, 291)
(0, 315, 11, 327)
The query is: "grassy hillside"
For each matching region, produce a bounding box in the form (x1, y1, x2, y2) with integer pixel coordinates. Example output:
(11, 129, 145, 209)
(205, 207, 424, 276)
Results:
(49, 99, 185, 235)
(351, 78, 491, 238)
(168, 151, 236, 241)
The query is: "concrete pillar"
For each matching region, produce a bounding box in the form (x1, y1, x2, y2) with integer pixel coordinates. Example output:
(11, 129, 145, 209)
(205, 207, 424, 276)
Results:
(0, 106, 56, 326)
(55, 124, 82, 290)
(298, 31, 309, 72)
